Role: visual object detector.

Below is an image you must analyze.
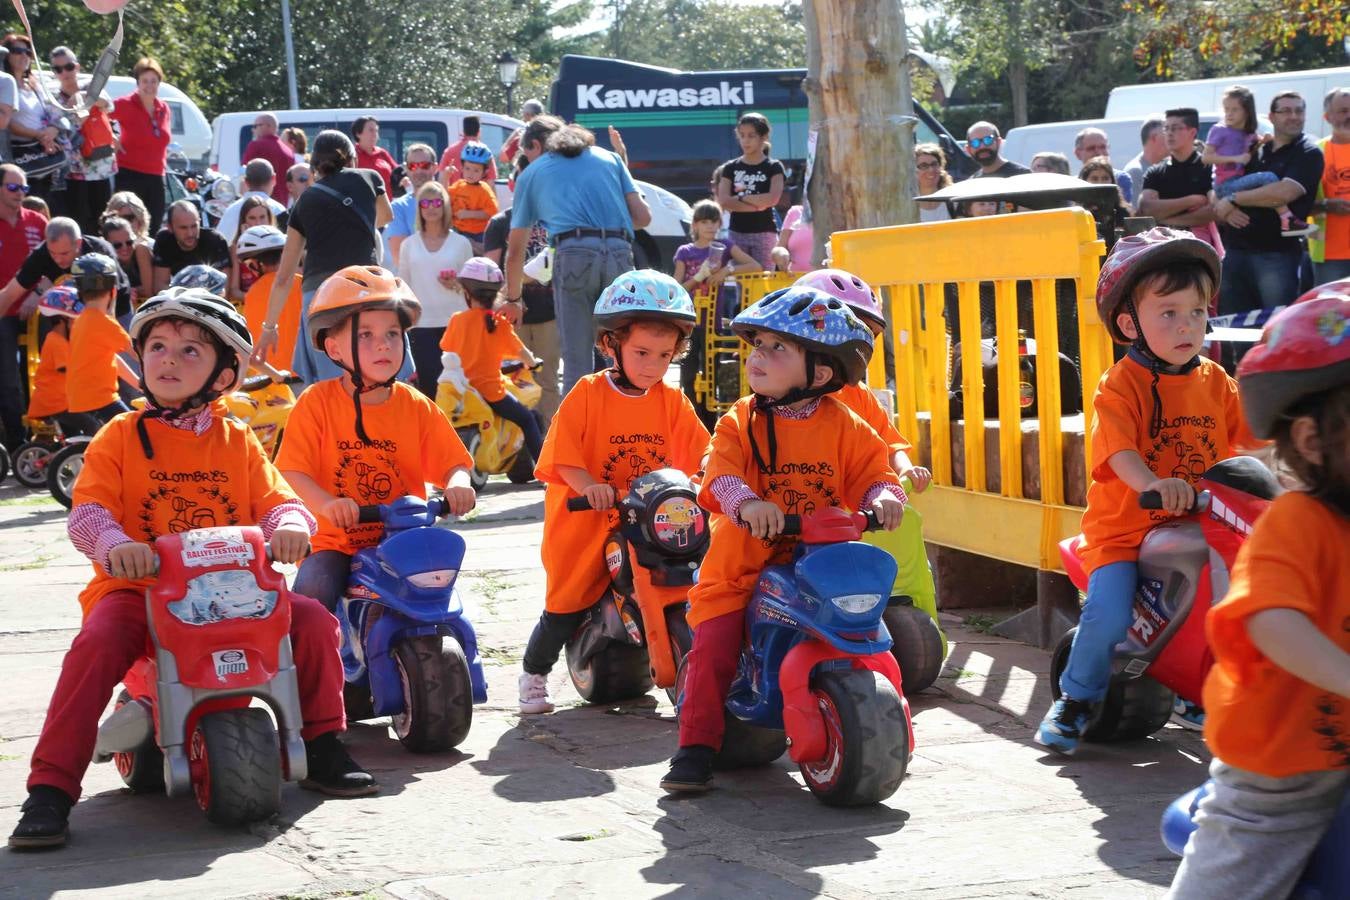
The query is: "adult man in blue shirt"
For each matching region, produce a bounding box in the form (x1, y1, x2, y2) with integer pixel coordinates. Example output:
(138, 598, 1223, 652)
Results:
(503, 115, 650, 396)
(383, 143, 439, 267)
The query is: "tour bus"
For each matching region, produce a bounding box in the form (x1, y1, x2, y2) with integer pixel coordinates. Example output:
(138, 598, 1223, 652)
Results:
(549, 55, 977, 204)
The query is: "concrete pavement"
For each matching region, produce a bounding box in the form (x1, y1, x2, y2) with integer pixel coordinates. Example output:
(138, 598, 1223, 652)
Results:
(0, 477, 1204, 899)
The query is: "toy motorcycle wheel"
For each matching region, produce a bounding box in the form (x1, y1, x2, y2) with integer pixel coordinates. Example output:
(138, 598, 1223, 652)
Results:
(390, 634, 473, 752)
(799, 669, 909, 807)
(11, 441, 56, 489)
(111, 690, 164, 794)
(188, 708, 282, 825)
(664, 607, 693, 706)
(883, 602, 946, 695)
(1050, 627, 1174, 742)
(0, 444, 9, 485)
(456, 429, 490, 492)
(566, 635, 653, 704)
(46, 443, 85, 509)
(671, 647, 785, 769)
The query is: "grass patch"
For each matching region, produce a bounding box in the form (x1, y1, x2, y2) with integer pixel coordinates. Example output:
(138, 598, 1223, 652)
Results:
(0, 493, 57, 508)
(0, 553, 56, 572)
(963, 614, 1000, 634)
(479, 645, 518, 666)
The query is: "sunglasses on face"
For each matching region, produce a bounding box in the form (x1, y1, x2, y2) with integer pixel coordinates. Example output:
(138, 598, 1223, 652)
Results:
(419, 198, 444, 208)
(968, 135, 997, 148)
(5, 46, 30, 56)
(3, 183, 31, 194)
(51, 62, 76, 73)
(406, 161, 434, 171)
(109, 239, 133, 249)
(916, 161, 940, 171)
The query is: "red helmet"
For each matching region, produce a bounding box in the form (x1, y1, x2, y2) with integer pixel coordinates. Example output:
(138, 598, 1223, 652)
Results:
(1236, 296, 1350, 439)
(793, 269, 885, 335)
(1095, 227, 1219, 344)
(1293, 277, 1350, 306)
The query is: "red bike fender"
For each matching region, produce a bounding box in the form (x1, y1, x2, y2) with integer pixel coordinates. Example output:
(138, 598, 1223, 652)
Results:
(780, 642, 914, 765)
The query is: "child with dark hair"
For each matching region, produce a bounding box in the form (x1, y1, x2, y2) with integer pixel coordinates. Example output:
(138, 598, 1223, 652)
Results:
(716, 113, 787, 268)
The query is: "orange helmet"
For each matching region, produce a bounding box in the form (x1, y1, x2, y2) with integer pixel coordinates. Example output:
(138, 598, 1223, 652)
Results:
(307, 265, 422, 350)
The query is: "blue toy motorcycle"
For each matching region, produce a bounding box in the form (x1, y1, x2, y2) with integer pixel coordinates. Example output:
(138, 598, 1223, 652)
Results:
(1161, 781, 1350, 897)
(676, 506, 915, 806)
(339, 495, 487, 753)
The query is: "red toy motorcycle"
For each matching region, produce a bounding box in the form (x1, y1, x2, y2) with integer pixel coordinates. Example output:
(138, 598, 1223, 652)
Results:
(1049, 456, 1278, 742)
(93, 527, 308, 825)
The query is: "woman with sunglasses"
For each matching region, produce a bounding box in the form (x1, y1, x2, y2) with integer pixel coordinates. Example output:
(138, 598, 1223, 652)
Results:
(916, 142, 954, 223)
(2, 35, 65, 204)
(396, 180, 472, 395)
(111, 58, 171, 232)
(100, 215, 152, 307)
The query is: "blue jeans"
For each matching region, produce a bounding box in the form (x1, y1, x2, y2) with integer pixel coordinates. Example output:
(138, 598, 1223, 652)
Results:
(488, 393, 543, 461)
(1219, 246, 1302, 316)
(293, 549, 353, 614)
(552, 236, 633, 396)
(0, 316, 25, 449)
(1213, 170, 1278, 200)
(1060, 560, 1137, 703)
(1313, 257, 1350, 288)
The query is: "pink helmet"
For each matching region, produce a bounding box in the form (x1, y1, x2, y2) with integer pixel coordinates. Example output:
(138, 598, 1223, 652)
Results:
(794, 269, 885, 335)
(458, 257, 503, 284)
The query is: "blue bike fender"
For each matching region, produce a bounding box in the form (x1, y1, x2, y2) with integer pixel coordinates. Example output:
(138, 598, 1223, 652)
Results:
(794, 543, 895, 655)
(442, 607, 488, 704)
(366, 613, 441, 717)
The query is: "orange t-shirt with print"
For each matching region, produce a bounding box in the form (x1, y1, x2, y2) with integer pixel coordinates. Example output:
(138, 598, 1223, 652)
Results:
(835, 382, 913, 455)
(244, 270, 303, 371)
(1203, 492, 1350, 776)
(448, 180, 499, 236)
(275, 379, 472, 555)
(688, 395, 896, 629)
(1322, 140, 1350, 261)
(72, 412, 299, 617)
(67, 307, 131, 413)
(536, 372, 710, 614)
(439, 308, 529, 402)
(1078, 355, 1256, 574)
(27, 328, 69, 419)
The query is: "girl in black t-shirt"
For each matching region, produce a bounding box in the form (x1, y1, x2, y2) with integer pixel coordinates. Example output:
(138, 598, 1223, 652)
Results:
(715, 113, 785, 268)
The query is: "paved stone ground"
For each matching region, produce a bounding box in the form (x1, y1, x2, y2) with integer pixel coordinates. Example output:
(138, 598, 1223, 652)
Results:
(0, 477, 1206, 899)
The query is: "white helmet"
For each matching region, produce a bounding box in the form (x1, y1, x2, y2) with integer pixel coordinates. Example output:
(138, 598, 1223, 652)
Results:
(235, 224, 286, 260)
(130, 287, 254, 395)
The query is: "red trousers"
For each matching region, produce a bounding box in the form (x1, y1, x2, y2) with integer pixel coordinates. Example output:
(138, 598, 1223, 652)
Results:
(678, 609, 745, 750)
(29, 589, 346, 801)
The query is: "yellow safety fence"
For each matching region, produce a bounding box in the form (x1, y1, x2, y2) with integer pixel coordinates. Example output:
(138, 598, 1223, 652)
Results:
(831, 208, 1110, 573)
(691, 271, 795, 414)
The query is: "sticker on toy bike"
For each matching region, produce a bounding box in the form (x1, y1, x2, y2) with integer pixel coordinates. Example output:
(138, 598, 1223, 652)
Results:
(167, 569, 278, 626)
(211, 649, 250, 679)
(1126, 577, 1169, 648)
(651, 496, 705, 550)
(178, 528, 257, 569)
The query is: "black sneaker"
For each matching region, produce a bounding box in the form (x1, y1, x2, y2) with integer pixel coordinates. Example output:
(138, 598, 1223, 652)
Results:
(299, 732, 378, 797)
(8, 786, 74, 850)
(660, 745, 715, 794)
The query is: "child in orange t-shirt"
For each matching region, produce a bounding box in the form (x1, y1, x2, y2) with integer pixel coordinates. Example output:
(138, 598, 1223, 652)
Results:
(448, 141, 498, 250)
(517, 270, 710, 715)
(237, 225, 301, 367)
(66, 254, 138, 430)
(660, 285, 905, 794)
(276, 265, 475, 614)
(26, 286, 82, 425)
(439, 257, 544, 463)
(9, 288, 375, 852)
(1036, 228, 1258, 756)
(1167, 296, 1350, 900)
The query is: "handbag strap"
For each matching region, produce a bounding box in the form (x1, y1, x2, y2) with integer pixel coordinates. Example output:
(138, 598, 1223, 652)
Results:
(310, 179, 376, 234)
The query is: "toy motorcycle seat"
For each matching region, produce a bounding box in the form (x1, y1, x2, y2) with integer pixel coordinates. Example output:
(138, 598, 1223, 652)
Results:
(1203, 456, 1281, 501)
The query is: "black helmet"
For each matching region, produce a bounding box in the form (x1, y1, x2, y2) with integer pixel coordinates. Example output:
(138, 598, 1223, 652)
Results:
(71, 252, 119, 294)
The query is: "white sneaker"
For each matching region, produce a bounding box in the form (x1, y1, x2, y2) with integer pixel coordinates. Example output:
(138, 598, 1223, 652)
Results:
(518, 672, 555, 714)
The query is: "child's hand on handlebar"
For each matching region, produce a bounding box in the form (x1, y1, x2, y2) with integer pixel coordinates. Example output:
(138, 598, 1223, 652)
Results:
(270, 526, 310, 565)
(739, 499, 785, 540)
(872, 494, 905, 531)
(321, 497, 361, 529)
(582, 483, 617, 511)
(444, 485, 477, 516)
(108, 541, 156, 580)
(1145, 477, 1195, 516)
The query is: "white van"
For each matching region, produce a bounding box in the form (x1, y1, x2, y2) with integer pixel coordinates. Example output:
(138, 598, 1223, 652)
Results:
(1002, 113, 1221, 173)
(1105, 67, 1350, 138)
(42, 74, 213, 164)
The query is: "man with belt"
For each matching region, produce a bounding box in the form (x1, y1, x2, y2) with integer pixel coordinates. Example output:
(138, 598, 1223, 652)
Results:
(504, 114, 651, 396)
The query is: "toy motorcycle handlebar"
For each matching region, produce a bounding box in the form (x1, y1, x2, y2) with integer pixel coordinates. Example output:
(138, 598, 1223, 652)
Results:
(357, 496, 451, 523)
(566, 495, 597, 512)
(781, 508, 884, 536)
(1139, 489, 1212, 514)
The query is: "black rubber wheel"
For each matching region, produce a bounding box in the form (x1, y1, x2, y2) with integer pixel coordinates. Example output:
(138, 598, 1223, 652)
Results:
(456, 429, 489, 491)
(11, 441, 55, 489)
(505, 448, 536, 484)
(1049, 627, 1175, 742)
(391, 634, 474, 752)
(343, 681, 375, 723)
(883, 603, 946, 695)
(670, 645, 786, 769)
(189, 708, 281, 825)
(567, 633, 654, 704)
(664, 605, 692, 706)
(799, 669, 909, 806)
(111, 690, 164, 794)
(46, 443, 85, 509)
(0, 444, 9, 485)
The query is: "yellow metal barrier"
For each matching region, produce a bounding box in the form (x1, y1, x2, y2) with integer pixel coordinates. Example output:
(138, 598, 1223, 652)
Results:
(832, 208, 1110, 572)
(691, 271, 795, 414)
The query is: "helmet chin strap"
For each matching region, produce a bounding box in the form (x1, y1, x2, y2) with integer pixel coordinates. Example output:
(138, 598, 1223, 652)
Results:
(135, 352, 236, 459)
(748, 350, 834, 475)
(602, 333, 641, 392)
(333, 310, 404, 445)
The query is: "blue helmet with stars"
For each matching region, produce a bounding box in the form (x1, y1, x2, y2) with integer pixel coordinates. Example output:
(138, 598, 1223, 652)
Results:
(731, 285, 874, 385)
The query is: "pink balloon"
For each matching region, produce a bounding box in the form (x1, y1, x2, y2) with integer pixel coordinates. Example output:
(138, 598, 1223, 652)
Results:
(83, 0, 128, 13)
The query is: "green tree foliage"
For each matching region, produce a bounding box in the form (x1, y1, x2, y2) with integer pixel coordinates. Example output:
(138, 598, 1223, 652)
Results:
(599, 0, 804, 71)
(1128, 0, 1349, 76)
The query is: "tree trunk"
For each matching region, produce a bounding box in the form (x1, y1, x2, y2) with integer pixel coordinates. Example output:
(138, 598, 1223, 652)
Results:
(803, 0, 917, 266)
(1008, 58, 1029, 128)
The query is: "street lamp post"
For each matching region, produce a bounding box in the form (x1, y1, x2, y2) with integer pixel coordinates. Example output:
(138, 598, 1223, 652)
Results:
(496, 51, 519, 117)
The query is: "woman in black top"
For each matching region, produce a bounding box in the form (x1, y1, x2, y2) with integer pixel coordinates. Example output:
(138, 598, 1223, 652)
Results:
(254, 129, 392, 384)
(715, 112, 785, 268)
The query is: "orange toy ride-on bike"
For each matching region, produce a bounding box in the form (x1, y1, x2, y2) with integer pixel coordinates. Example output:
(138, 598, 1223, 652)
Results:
(436, 352, 544, 489)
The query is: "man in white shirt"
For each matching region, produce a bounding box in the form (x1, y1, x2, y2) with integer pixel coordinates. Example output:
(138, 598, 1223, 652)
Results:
(214, 159, 287, 244)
